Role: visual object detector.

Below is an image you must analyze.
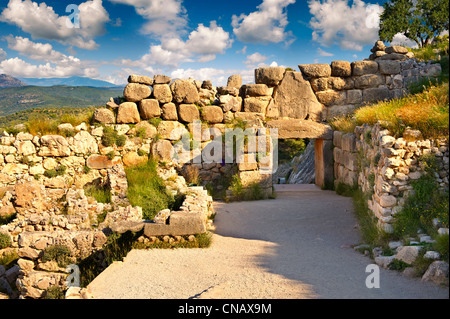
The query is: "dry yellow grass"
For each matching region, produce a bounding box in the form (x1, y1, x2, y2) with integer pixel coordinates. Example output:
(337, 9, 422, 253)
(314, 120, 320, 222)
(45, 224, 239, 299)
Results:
(331, 82, 449, 139)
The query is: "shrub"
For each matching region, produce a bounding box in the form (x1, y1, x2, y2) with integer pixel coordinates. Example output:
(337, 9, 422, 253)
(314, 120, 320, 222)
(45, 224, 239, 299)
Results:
(44, 286, 66, 299)
(434, 234, 449, 261)
(41, 245, 72, 268)
(102, 126, 127, 147)
(84, 179, 111, 204)
(0, 232, 12, 249)
(44, 165, 66, 178)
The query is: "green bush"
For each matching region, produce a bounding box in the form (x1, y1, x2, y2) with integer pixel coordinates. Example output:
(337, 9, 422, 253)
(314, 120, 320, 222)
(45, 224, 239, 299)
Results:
(0, 233, 12, 249)
(41, 245, 72, 267)
(84, 179, 111, 204)
(101, 126, 126, 147)
(125, 159, 174, 220)
(44, 165, 66, 178)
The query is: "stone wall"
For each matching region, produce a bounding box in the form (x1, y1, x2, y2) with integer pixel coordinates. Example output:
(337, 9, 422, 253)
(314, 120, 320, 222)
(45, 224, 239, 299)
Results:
(334, 123, 449, 233)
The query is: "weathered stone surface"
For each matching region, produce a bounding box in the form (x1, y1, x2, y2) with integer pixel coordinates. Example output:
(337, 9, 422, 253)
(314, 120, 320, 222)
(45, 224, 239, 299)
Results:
(135, 121, 157, 138)
(371, 40, 386, 52)
(227, 74, 242, 88)
(245, 84, 271, 97)
(144, 212, 206, 236)
(117, 102, 141, 124)
(178, 104, 200, 123)
(124, 83, 152, 102)
(255, 67, 286, 86)
(128, 74, 153, 85)
(152, 140, 174, 162)
(86, 155, 116, 169)
(122, 151, 148, 167)
(274, 71, 324, 121)
(161, 103, 178, 121)
(154, 74, 171, 84)
(157, 121, 188, 140)
(201, 105, 223, 124)
(422, 261, 449, 285)
(39, 135, 70, 157)
(170, 79, 199, 104)
(14, 180, 48, 213)
(331, 61, 352, 77)
(139, 99, 161, 120)
(93, 108, 115, 124)
(201, 80, 213, 90)
(378, 60, 401, 75)
(73, 131, 98, 155)
(265, 119, 333, 140)
(346, 89, 363, 104)
(354, 74, 384, 89)
(152, 84, 172, 104)
(299, 64, 332, 78)
(243, 97, 271, 113)
(385, 46, 409, 54)
(396, 246, 421, 265)
(219, 95, 242, 112)
(315, 90, 346, 106)
(362, 87, 390, 103)
(377, 53, 407, 61)
(310, 77, 328, 92)
(351, 61, 378, 75)
(14, 140, 36, 156)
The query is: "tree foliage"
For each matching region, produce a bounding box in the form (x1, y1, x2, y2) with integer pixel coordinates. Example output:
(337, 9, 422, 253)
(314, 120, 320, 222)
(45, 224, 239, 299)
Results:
(379, 0, 449, 48)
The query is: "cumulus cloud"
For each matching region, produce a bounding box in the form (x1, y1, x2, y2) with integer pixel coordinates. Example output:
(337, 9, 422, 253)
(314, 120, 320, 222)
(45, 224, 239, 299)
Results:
(108, 0, 187, 38)
(118, 21, 232, 69)
(317, 47, 334, 56)
(0, 36, 99, 78)
(308, 0, 382, 51)
(0, 0, 110, 50)
(232, 0, 296, 45)
(170, 67, 255, 87)
(0, 48, 6, 61)
(244, 52, 268, 65)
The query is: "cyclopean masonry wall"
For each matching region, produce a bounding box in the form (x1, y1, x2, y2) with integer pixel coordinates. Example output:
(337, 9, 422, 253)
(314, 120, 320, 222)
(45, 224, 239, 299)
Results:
(0, 42, 445, 298)
(333, 124, 449, 233)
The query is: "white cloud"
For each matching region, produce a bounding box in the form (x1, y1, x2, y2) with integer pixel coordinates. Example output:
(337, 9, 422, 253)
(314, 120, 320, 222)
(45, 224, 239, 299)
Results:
(308, 0, 382, 51)
(244, 52, 268, 65)
(0, 48, 6, 61)
(170, 67, 255, 87)
(232, 0, 296, 45)
(0, 36, 99, 78)
(317, 47, 334, 56)
(0, 0, 109, 50)
(118, 21, 232, 69)
(390, 33, 418, 48)
(0, 57, 99, 78)
(108, 0, 187, 38)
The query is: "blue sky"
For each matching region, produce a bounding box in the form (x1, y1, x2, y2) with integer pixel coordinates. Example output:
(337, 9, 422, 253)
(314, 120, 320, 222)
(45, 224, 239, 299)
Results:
(0, 0, 404, 86)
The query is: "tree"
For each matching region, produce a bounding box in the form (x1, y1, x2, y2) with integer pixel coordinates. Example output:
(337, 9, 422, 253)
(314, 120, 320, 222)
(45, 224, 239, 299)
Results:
(379, 0, 449, 48)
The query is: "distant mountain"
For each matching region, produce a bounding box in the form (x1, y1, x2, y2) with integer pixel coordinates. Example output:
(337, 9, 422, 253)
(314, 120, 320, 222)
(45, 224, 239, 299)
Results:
(0, 74, 27, 88)
(19, 76, 121, 88)
(0, 85, 123, 117)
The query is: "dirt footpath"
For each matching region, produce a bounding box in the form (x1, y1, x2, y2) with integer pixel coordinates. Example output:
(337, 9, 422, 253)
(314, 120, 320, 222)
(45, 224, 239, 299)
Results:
(88, 185, 449, 299)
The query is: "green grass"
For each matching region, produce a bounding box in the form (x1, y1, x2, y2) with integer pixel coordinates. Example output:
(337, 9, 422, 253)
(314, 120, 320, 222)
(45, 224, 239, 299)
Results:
(84, 179, 112, 204)
(101, 126, 127, 147)
(125, 159, 175, 220)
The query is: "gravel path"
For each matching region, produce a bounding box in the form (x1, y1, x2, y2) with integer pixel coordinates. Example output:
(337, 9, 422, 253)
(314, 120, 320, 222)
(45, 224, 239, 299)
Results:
(88, 185, 449, 299)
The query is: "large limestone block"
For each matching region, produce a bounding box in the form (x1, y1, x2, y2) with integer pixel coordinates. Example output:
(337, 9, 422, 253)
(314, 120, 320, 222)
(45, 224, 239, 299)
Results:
(170, 79, 199, 104)
(331, 61, 352, 77)
(93, 108, 115, 124)
(151, 139, 174, 162)
(219, 95, 242, 112)
(72, 131, 98, 155)
(265, 119, 333, 140)
(298, 64, 332, 78)
(117, 102, 141, 124)
(128, 75, 153, 85)
(39, 135, 71, 157)
(396, 246, 422, 265)
(201, 105, 223, 124)
(227, 74, 242, 88)
(315, 90, 346, 106)
(153, 74, 172, 84)
(157, 121, 188, 140)
(378, 60, 401, 75)
(385, 46, 409, 54)
(153, 84, 173, 104)
(161, 103, 178, 121)
(178, 104, 200, 123)
(243, 96, 272, 113)
(273, 71, 324, 121)
(144, 212, 206, 236)
(139, 99, 161, 120)
(354, 74, 384, 89)
(351, 61, 379, 75)
(255, 67, 286, 86)
(124, 83, 152, 102)
(86, 155, 116, 169)
(362, 87, 390, 103)
(245, 84, 271, 97)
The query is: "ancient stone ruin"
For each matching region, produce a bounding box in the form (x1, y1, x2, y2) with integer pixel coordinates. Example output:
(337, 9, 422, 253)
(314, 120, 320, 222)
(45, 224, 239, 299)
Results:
(0, 42, 447, 298)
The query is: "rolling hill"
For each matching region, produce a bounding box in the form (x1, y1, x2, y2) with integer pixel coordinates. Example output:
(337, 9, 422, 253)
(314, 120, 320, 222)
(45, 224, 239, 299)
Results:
(0, 85, 123, 117)
(0, 74, 27, 88)
(19, 76, 121, 88)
